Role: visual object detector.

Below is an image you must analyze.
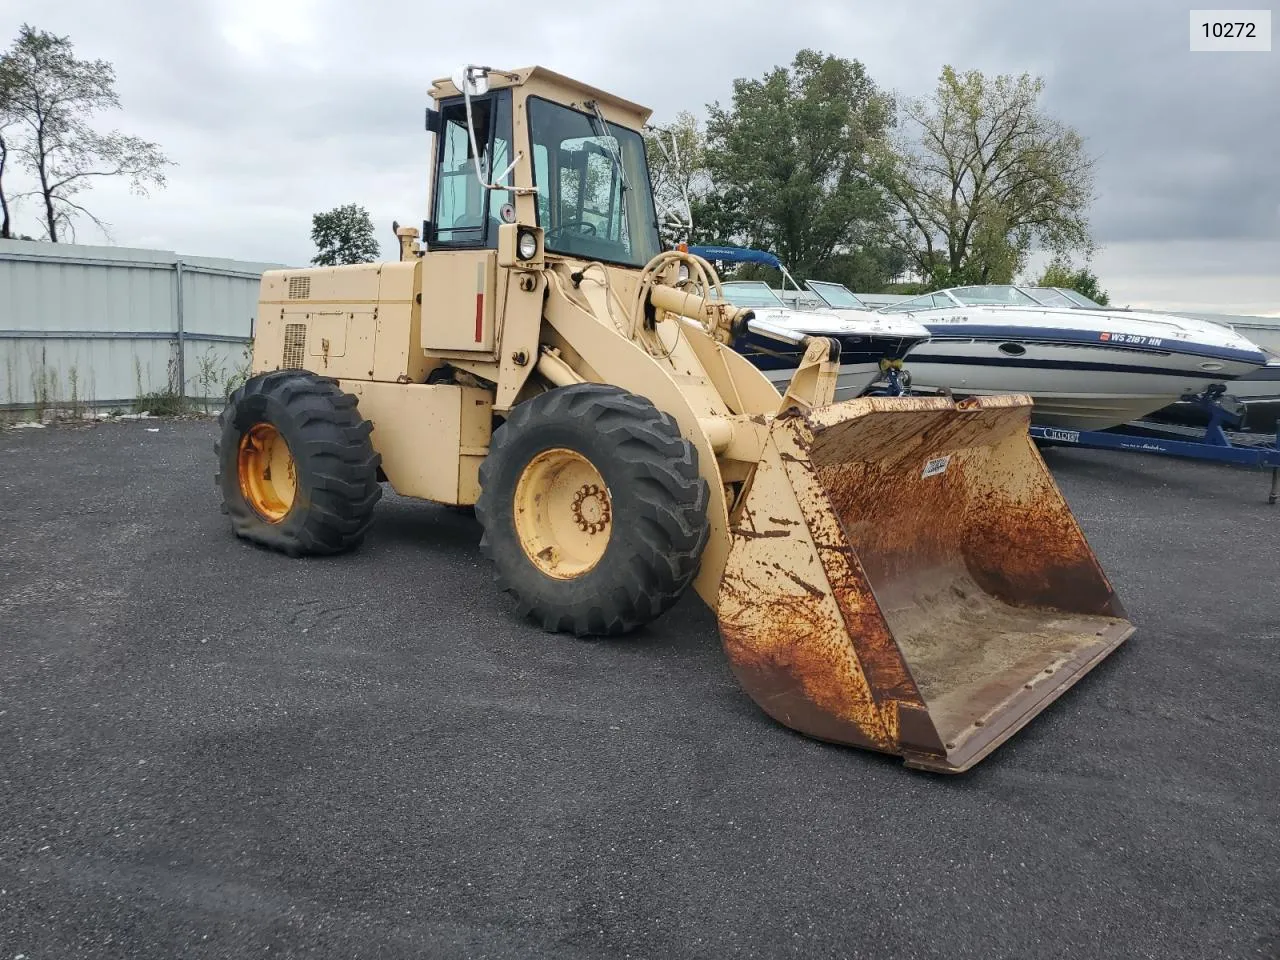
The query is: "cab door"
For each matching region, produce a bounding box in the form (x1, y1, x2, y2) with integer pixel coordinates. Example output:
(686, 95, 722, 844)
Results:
(422, 89, 513, 353)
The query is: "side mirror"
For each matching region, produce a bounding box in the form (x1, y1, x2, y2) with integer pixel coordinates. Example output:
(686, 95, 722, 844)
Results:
(424, 107, 442, 134)
(451, 65, 490, 97)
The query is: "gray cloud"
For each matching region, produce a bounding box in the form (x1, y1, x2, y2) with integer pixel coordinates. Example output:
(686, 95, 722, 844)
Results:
(966, 0, 1280, 244)
(3, 0, 1277, 310)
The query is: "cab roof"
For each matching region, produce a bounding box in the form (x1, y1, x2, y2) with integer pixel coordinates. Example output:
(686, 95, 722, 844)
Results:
(428, 65, 653, 129)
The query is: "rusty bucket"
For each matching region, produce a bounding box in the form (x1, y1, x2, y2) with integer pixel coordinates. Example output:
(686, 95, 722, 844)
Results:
(717, 393, 1134, 772)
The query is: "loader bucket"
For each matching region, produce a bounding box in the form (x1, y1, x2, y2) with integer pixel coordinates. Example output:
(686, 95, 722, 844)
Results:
(717, 393, 1133, 773)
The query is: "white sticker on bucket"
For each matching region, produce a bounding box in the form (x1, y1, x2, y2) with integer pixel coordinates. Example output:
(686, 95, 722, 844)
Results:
(921, 455, 951, 479)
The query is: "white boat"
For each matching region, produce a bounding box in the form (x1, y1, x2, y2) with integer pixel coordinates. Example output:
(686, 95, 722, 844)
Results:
(685, 246, 932, 399)
(851, 284, 1272, 431)
(1120, 309, 1280, 429)
(715, 280, 932, 399)
(1003, 293, 1280, 426)
(1147, 310, 1280, 404)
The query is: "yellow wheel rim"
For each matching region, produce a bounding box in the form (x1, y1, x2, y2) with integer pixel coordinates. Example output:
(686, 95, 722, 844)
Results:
(237, 422, 297, 523)
(514, 447, 613, 580)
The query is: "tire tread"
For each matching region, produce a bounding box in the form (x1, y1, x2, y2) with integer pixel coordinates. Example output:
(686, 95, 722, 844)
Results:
(215, 369, 382, 556)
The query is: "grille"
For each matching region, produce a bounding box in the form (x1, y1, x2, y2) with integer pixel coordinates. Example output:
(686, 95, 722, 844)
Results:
(287, 276, 311, 299)
(282, 323, 307, 368)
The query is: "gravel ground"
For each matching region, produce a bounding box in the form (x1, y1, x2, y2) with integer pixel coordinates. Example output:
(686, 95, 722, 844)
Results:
(1, 418, 1277, 960)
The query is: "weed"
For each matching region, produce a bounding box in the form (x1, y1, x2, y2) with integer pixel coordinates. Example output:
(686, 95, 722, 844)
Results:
(223, 341, 253, 398)
(67, 365, 87, 421)
(133, 351, 188, 417)
(193, 348, 227, 414)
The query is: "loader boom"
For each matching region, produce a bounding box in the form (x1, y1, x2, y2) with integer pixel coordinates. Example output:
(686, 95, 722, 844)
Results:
(220, 63, 1134, 773)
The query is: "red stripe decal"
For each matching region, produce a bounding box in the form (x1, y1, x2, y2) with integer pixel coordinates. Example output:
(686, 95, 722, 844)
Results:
(474, 293, 484, 342)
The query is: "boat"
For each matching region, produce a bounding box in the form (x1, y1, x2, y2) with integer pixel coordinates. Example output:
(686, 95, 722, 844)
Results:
(843, 283, 1271, 431)
(992, 291, 1280, 430)
(687, 246, 932, 400)
(1136, 310, 1280, 430)
(714, 279, 932, 400)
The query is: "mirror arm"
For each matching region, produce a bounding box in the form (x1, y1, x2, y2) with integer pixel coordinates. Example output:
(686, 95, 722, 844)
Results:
(458, 65, 539, 198)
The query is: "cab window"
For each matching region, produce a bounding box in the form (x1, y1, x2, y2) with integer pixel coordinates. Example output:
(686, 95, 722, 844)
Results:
(432, 91, 513, 247)
(526, 96, 661, 267)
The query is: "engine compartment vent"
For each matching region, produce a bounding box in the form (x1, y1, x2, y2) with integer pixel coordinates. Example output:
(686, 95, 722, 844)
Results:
(283, 323, 307, 368)
(287, 276, 312, 300)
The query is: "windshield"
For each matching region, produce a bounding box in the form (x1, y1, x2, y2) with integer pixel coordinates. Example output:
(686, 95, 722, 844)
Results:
(1055, 287, 1105, 308)
(877, 291, 959, 313)
(948, 285, 1041, 306)
(806, 281, 867, 309)
(717, 281, 786, 308)
(1021, 287, 1079, 307)
(527, 96, 661, 268)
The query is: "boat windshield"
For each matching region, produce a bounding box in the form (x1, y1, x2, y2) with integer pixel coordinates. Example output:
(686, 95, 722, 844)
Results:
(716, 281, 787, 308)
(948, 285, 1042, 306)
(877, 291, 960, 313)
(1022, 287, 1079, 307)
(1054, 287, 1105, 308)
(806, 281, 868, 309)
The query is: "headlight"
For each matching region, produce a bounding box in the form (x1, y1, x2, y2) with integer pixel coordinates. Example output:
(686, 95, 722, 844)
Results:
(677, 263, 690, 283)
(517, 230, 538, 260)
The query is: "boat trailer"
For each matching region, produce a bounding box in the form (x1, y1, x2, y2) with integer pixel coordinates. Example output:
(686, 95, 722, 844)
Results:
(1029, 386, 1280, 505)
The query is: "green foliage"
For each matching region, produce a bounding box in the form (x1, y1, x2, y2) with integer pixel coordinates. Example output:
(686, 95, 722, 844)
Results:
(192, 348, 225, 414)
(882, 281, 931, 296)
(877, 65, 1096, 289)
(222, 342, 253, 398)
(311, 203, 380, 266)
(0, 23, 172, 242)
(133, 388, 187, 416)
(695, 49, 901, 289)
(1031, 257, 1110, 305)
(132, 352, 188, 416)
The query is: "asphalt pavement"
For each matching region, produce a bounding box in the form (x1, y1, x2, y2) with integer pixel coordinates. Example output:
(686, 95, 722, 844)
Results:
(1, 418, 1277, 959)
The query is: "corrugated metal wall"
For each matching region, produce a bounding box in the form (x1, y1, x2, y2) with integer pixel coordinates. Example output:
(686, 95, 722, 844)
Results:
(0, 239, 289, 413)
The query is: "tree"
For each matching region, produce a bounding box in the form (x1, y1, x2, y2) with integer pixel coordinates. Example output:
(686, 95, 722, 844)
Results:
(696, 49, 900, 289)
(0, 24, 172, 242)
(644, 111, 708, 248)
(878, 66, 1095, 289)
(1031, 257, 1110, 305)
(310, 203, 380, 266)
(0, 66, 14, 239)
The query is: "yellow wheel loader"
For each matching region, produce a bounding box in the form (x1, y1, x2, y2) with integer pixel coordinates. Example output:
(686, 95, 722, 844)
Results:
(215, 64, 1134, 772)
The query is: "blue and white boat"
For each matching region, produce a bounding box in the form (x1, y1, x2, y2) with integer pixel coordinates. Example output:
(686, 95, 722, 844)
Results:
(807, 282, 1270, 431)
(689, 246, 931, 400)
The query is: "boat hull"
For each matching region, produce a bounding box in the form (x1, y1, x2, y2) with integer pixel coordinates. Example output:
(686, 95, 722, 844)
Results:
(764, 361, 885, 401)
(904, 339, 1263, 430)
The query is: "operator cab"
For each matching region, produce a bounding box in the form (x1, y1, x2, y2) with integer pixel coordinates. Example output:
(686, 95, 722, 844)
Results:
(426, 67, 663, 269)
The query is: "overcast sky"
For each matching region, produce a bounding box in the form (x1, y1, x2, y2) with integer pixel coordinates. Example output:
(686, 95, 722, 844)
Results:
(3, 0, 1278, 313)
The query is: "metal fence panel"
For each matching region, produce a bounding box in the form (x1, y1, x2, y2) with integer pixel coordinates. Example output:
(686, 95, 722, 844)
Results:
(0, 239, 288, 413)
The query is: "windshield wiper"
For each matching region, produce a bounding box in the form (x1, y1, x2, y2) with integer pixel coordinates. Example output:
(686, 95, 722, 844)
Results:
(584, 99, 630, 195)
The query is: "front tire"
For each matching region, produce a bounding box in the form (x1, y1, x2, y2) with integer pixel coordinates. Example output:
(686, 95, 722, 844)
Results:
(215, 370, 382, 556)
(475, 383, 710, 637)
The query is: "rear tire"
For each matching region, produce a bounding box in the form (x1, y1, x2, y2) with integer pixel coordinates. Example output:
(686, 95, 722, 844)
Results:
(215, 370, 382, 556)
(475, 383, 710, 637)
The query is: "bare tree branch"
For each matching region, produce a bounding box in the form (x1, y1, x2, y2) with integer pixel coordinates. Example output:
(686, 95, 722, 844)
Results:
(0, 23, 172, 242)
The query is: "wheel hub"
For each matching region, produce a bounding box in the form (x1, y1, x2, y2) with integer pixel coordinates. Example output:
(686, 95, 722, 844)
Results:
(571, 483, 611, 534)
(237, 422, 297, 523)
(514, 447, 613, 580)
